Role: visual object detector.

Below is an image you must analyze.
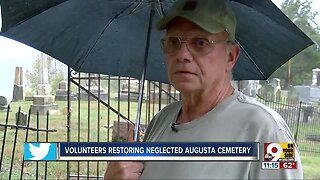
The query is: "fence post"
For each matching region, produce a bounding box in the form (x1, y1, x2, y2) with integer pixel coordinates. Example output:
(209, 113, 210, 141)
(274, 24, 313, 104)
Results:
(294, 101, 302, 140)
(0, 105, 10, 171)
(67, 67, 72, 180)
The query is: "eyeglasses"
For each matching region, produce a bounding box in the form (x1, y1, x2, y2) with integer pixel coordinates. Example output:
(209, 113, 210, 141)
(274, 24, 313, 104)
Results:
(160, 36, 232, 56)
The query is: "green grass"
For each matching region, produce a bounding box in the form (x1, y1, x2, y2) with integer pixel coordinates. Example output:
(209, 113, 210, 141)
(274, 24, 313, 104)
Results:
(301, 152, 320, 179)
(0, 100, 319, 179)
(288, 122, 320, 154)
(0, 99, 164, 179)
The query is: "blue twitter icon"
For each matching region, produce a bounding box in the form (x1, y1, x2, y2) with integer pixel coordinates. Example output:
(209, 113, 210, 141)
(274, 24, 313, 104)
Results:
(24, 143, 57, 161)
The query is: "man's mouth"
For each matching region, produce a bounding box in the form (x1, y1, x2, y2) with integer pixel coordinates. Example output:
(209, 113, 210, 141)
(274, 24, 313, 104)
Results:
(175, 71, 196, 75)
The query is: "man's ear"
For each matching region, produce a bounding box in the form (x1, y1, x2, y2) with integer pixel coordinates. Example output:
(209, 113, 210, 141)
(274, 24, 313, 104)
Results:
(227, 43, 240, 72)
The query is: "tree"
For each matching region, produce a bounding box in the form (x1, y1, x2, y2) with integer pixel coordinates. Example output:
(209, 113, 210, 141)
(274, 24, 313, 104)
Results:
(25, 53, 66, 94)
(271, 0, 320, 88)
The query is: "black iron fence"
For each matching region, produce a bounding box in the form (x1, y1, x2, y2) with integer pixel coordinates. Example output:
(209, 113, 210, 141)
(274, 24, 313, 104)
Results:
(0, 74, 319, 179)
(256, 93, 320, 154)
(0, 72, 180, 179)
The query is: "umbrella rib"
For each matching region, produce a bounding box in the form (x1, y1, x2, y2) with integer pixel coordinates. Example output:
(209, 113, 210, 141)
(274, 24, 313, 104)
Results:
(157, 0, 166, 16)
(76, 1, 140, 69)
(118, 3, 151, 18)
(108, 0, 151, 19)
(117, 0, 143, 18)
(129, 1, 143, 13)
(235, 39, 267, 79)
(155, 0, 175, 18)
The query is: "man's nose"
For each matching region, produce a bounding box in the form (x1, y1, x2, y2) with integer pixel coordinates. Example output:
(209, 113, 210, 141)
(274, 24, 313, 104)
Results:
(175, 42, 193, 61)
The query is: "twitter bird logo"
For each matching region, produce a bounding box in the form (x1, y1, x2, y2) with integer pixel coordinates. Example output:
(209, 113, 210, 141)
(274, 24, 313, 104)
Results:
(24, 143, 56, 161)
(29, 143, 51, 160)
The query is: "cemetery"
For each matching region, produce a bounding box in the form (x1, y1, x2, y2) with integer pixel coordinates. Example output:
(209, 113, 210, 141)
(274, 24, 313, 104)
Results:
(0, 61, 319, 179)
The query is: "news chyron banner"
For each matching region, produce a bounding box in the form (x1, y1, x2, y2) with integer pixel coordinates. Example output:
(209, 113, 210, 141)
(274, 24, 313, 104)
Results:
(24, 142, 258, 161)
(262, 143, 297, 170)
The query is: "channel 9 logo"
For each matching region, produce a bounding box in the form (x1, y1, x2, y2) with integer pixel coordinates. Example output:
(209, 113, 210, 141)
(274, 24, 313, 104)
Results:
(262, 143, 297, 169)
(264, 143, 294, 161)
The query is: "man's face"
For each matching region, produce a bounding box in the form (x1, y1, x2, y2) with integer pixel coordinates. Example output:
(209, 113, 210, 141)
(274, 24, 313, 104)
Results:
(164, 18, 238, 94)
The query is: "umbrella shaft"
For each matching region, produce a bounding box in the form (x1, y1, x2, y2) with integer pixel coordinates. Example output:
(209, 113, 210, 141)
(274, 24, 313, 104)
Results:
(134, 1, 156, 142)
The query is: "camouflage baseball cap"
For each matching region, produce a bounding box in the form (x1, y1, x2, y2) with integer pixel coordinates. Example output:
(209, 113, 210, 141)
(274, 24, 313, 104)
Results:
(156, 0, 236, 41)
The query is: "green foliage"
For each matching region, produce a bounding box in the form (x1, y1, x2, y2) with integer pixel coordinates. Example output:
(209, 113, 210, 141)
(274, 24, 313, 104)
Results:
(271, 0, 320, 88)
(25, 53, 66, 94)
(50, 66, 65, 94)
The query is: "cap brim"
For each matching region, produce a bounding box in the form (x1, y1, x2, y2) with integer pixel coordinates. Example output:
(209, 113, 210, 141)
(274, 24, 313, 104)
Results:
(156, 13, 225, 34)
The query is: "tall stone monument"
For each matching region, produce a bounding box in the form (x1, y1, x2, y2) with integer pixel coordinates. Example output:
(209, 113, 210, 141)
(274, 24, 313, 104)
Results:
(12, 67, 24, 101)
(30, 54, 58, 114)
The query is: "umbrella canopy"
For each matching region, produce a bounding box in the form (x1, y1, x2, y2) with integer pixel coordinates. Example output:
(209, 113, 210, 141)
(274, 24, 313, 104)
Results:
(0, 0, 314, 83)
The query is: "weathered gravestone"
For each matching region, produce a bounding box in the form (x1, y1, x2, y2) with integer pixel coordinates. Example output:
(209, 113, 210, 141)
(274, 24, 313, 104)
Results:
(0, 96, 8, 111)
(16, 111, 27, 126)
(111, 120, 146, 142)
(149, 84, 180, 104)
(116, 79, 141, 101)
(55, 80, 69, 101)
(78, 74, 108, 101)
(237, 80, 260, 97)
(116, 79, 179, 103)
(0, 96, 8, 130)
(295, 86, 320, 103)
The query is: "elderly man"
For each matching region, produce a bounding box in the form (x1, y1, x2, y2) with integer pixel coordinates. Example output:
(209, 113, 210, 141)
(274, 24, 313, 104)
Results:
(105, 0, 303, 179)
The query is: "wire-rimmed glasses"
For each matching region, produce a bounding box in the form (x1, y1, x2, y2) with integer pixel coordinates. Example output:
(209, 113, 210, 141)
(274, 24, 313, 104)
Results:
(161, 36, 232, 56)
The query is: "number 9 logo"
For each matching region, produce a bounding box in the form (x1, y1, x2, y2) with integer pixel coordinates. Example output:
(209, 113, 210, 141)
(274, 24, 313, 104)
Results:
(266, 143, 282, 161)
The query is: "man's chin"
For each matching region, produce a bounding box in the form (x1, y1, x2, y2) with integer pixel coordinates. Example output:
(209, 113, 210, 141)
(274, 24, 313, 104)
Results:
(171, 82, 200, 94)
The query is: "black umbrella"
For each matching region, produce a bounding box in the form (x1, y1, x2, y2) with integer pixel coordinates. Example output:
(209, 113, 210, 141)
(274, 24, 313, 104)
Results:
(0, 0, 314, 140)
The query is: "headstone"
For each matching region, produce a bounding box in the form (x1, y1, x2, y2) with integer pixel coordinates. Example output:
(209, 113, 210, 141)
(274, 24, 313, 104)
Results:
(30, 54, 58, 115)
(149, 86, 180, 104)
(0, 96, 8, 111)
(281, 90, 289, 98)
(55, 80, 69, 101)
(79, 86, 108, 101)
(116, 79, 141, 101)
(16, 111, 27, 126)
(238, 80, 259, 97)
(30, 93, 58, 115)
(310, 87, 320, 101)
(12, 67, 24, 101)
(294, 86, 311, 103)
(78, 74, 108, 101)
(111, 120, 146, 142)
(59, 80, 67, 90)
(295, 86, 320, 103)
(116, 79, 179, 103)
